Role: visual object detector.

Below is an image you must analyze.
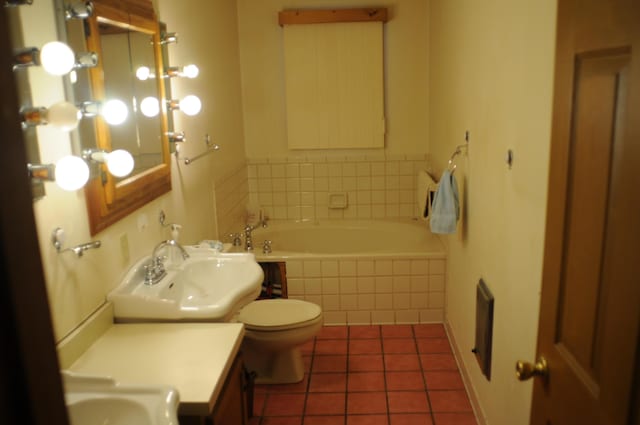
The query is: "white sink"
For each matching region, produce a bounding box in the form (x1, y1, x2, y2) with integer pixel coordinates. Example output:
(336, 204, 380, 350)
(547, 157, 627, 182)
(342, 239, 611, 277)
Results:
(62, 371, 179, 425)
(108, 246, 263, 321)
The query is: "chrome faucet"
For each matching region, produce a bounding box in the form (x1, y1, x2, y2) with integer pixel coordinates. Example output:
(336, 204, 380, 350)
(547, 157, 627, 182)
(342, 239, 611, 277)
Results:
(144, 239, 190, 285)
(243, 212, 269, 251)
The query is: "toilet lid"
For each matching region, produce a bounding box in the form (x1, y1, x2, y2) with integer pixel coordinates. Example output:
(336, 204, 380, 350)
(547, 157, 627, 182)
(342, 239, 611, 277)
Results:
(238, 299, 322, 330)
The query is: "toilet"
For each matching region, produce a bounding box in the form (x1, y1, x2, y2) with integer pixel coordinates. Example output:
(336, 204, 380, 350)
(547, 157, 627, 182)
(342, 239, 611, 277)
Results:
(236, 298, 323, 384)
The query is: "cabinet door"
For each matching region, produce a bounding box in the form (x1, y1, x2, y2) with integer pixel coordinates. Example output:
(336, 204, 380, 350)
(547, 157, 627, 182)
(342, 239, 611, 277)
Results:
(212, 354, 247, 425)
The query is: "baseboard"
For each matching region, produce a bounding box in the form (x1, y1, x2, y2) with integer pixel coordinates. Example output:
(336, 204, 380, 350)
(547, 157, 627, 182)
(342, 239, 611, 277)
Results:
(445, 319, 487, 425)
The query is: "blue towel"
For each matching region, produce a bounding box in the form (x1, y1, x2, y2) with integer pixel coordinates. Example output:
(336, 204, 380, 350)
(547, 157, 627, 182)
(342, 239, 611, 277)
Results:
(429, 170, 460, 234)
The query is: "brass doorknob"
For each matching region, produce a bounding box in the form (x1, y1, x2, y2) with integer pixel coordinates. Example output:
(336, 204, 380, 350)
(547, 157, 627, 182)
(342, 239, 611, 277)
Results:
(515, 356, 548, 381)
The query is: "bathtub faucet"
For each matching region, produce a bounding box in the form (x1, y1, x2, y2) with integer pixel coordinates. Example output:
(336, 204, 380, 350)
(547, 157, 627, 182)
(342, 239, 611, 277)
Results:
(244, 224, 255, 251)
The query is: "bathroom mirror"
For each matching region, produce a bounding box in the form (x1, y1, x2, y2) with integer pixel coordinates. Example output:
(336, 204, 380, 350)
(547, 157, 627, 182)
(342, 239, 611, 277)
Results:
(67, 0, 171, 235)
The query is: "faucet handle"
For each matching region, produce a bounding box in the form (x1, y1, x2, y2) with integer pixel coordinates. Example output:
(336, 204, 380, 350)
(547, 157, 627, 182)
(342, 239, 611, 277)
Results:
(262, 240, 272, 254)
(229, 233, 242, 246)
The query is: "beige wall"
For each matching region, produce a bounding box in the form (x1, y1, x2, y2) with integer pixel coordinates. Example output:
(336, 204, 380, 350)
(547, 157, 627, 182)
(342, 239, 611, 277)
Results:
(20, 0, 246, 342)
(237, 0, 429, 159)
(428, 1, 557, 424)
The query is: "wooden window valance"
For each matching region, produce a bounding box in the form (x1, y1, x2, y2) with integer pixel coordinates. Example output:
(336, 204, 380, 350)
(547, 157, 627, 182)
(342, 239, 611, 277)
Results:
(278, 8, 388, 26)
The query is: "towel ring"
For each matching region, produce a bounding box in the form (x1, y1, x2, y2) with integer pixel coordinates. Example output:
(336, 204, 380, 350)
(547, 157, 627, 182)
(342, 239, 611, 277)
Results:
(447, 143, 468, 173)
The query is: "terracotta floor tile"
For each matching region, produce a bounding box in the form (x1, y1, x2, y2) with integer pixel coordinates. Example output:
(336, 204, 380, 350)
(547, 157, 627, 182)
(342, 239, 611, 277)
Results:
(381, 325, 414, 338)
(389, 413, 434, 425)
(313, 355, 348, 373)
(428, 391, 473, 413)
(262, 417, 303, 425)
(350, 339, 382, 354)
(413, 324, 446, 339)
(347, 392, 388, 414)
(308, 373, 347, 393)
(316, 339, 349, 355)
(385, 371, 425, 391)
(348, 354, 384, 372)
(347, 372, 386, 392)
(267, 374, 309, 394)
(253, 392, 266, 416)
(384, 354, 422, 371)
(416, 338, 452, 354)
(318, 326, 349, 340)
(304, 415, 346, 425)
(349, 325, 381, 339)
(387, 391, 430, 413)
(423, 371, 465, 390)
(306, 393, 346, 416)
(304, 355, 312, 373)
(431, 413, 478, 425)
(264, 393, 306, 416)
(383, 338, 417, 354)
(419, 354, 458, 371)
(347, 414, 389, 424)
(301, 339, 316, 354)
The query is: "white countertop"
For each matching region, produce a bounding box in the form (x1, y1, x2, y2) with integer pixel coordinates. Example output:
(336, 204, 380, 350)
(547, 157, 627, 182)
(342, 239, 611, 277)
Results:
(69, 322, 245, 416)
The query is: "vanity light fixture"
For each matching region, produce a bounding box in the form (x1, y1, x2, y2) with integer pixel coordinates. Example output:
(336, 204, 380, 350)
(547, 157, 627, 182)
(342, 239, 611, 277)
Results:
(167, 95, 202, 116)
(79, 99, 129, 125)
(140, 96, 160, 117)
(135, 66, 154, 81)
(164, 64, 199, 79)
(83, 148, 135, 178)
(21, 101, 82, 131)
(160, 31, 178, 45)
(13, 41, 97, 75)
(4, 0, 33, 6)
(28, 155, 90, 191)
(64, 1, 94, 20)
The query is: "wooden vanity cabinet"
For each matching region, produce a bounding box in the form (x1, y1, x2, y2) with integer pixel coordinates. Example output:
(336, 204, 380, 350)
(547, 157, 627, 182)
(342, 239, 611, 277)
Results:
(179, 353, 248, 425)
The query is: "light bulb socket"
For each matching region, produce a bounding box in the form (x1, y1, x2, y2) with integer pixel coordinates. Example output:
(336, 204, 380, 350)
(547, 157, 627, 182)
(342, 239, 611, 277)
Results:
(167, 131, 186, 143)
(21, 106, 48, 127)
(82, 148, 107, 162)
(28, 163, 55, 182)
(164, 67, 181, 78)
(65, 1, 94, 20)
(160, 31, 178, 45)
(74, 51, 98, 69)
(78, 100, 101, 117)
(166, 99, 180, 111)
(13, 47, 40, 70)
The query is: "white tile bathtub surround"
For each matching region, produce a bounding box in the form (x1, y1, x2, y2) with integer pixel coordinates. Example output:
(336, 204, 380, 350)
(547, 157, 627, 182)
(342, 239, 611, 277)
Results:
(281, 256, 445, 325)
(214, 163, 250, 239)
(247, 154, 430, 220)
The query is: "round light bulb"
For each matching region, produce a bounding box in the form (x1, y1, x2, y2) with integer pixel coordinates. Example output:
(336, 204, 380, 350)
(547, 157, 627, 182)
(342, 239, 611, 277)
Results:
(54, 155, 89, 191)
(140, 96, 160, 117)
(39, 41, 75, 76)
(179, 95, 202, 116)
(136, 66, 151, 81)
(182, 64, 199, 79)
(106, 149, 134, 177)
(102, 99, 128, 125)
(46, 101, 81, 131)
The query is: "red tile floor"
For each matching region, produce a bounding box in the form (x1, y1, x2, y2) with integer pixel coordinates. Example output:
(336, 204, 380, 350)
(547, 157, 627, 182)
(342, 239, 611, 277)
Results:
(250, 324, 478, 425)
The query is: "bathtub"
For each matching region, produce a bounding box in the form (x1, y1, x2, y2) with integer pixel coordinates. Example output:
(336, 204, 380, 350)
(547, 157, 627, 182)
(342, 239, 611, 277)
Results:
(251, 219, 447, 325)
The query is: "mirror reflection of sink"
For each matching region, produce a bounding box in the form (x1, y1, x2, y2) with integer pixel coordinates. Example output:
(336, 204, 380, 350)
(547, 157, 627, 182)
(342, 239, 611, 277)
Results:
(62, 371, 179, 425)
(108, 246, 263, 322)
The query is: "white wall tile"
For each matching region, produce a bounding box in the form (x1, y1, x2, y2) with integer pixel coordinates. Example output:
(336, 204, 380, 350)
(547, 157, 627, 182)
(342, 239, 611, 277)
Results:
(322, 294, 340, 311)
(410, 260, 429, 275)
(340, 294, 358, 310)
(287, 278, 305, 295)
(419, 309, 444, 323)
(321, 277, 339, 293)
(304, 278, 322, 295)
(375, 294, 393, 309)
(411, 276, 429, 293)
(375, 276, 393, 293)
(393, 293, 411, 309)
(396, 310, 419, 324)
(303, 260, 322, 277)
(429, 275, 445, 292)
(324, 311, 347, 325)
(357, 260, 375, 276)
(428, 292, 445, 308)
(339, 260, 357, 276)
(339, 277, 358, 294)
(430, 259, 446, 275)
(347, 310, 371, 325)
(286, 260, 303, 277)
(371, 310, 395, 324)
(393, 260, 411, 275)
(358, 294, 375, 310)
(321, 261, 339, 277)
(392, 276, 411, 293)
(357, 277, 375, 293)
(410, 293, 429, 309)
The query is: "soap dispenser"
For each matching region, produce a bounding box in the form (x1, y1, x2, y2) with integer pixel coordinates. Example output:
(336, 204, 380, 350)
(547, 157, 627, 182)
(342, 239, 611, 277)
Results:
(169, 224, 182, 264)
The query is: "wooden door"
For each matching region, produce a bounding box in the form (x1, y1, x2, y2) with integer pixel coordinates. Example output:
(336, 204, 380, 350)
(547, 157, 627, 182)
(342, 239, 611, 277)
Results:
(527, 0, 640, 424)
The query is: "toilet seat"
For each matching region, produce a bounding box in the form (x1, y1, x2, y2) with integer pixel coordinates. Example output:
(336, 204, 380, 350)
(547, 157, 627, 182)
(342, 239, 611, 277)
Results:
(238, 299, 322, 331)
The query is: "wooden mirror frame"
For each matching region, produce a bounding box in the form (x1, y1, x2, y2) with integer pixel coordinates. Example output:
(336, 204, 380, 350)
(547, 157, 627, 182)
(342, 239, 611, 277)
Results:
(84, 0, 171, 236)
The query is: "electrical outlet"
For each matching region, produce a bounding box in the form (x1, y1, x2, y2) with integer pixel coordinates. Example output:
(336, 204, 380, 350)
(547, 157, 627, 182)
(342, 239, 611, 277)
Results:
(119, 233, 129, 265)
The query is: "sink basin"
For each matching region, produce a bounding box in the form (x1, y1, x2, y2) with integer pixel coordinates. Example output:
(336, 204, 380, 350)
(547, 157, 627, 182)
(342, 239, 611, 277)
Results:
(62, 371, 179, 425)
(108, 246, 263, 321)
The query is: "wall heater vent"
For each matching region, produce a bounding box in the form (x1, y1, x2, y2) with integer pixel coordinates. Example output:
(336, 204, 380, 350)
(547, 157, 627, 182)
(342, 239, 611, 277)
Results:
(473, 278, 494, 380)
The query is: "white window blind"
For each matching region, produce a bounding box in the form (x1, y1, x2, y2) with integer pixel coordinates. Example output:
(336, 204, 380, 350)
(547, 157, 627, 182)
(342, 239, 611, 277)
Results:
(283, 21, 385, 150)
